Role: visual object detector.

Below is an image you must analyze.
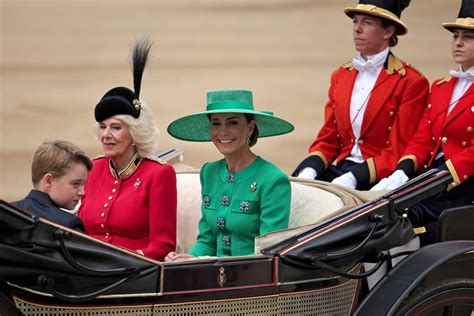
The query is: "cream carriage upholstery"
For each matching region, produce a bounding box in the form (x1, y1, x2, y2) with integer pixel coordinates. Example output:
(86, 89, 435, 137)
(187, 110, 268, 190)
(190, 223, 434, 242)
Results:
(175, 171, 379, 254)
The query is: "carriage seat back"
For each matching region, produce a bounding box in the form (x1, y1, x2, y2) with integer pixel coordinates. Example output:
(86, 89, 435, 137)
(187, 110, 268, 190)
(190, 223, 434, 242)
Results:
(175, 172, 365, 254)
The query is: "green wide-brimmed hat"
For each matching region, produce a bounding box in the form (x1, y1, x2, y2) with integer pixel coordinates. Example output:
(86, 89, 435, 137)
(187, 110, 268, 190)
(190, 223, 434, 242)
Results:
(167, 90, 294, 142)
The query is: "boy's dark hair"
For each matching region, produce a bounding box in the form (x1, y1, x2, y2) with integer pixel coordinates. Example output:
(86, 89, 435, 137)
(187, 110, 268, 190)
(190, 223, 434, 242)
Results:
(31, 140, 92, 186)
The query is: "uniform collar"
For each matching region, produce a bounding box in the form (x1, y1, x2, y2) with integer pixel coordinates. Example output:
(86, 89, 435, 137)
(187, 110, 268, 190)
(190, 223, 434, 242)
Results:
(109, 152, 142, 180)
(343, 51, 407, 77)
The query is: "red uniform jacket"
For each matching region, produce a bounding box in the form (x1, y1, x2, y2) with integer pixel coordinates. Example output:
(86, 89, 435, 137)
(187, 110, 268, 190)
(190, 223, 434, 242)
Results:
(308, 53, 429, 186)
(400, 76, 474, 186)
(79, 156, 177, 261)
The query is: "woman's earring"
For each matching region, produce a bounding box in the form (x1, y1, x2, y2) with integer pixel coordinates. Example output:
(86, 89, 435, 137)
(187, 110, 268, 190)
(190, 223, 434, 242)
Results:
(246, 135, 251, 145)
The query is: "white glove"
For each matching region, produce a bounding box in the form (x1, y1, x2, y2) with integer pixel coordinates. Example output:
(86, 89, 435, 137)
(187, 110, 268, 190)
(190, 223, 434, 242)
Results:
(331, 172, 357, 189)
(370, 170, 409, 191)
(298, 167, 317, 180)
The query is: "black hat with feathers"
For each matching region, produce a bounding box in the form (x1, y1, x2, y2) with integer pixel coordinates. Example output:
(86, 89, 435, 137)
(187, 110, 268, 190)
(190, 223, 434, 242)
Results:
(94, 39, 152, 122)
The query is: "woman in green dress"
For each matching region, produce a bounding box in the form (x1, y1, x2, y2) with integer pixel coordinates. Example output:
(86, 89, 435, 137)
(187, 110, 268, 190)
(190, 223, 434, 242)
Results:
(165, 89, 294, 260)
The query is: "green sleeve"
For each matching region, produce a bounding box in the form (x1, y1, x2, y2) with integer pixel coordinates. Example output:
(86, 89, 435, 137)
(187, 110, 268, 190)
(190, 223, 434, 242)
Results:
(259, 172, 291, 235)
(187, 163, 217, 256)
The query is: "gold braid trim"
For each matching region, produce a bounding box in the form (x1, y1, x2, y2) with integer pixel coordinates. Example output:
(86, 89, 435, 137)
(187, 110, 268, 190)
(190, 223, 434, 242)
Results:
(445, 159, 461, 191)
(436, 76, 452, 86)
(386, 54, 406, 77)
(367, 158, 376, 184)
(342, 61, 354, 71)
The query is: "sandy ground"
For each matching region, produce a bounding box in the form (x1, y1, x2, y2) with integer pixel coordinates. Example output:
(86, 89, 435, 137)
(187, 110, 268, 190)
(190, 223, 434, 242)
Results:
(1, 0, 458, 201)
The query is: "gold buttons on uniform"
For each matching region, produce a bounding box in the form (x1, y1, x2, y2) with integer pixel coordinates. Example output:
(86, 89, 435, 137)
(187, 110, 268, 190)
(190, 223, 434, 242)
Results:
(467, 126, 472, 133)
(101, 212, 105, 218)
(358, 139, 364, 145)
(428, 120, 431, 124)
(441, 137, 448, 144)
(104, 203, 108, 208)
(105, 233, 109, 239)
(112, 188, 117, 193)
(389, 111, 395, 117)
(428, 104, 432, 109)
(333, 119, 337, 125)
(108, 196, 113, 200)
(386, 140, 390, 145)
(464, 175, 468, 180)
(462, 141, 467, 147)
(114, 180, 118, 184)
(100, 224, 104, 228)
(387, 126, 392, 131)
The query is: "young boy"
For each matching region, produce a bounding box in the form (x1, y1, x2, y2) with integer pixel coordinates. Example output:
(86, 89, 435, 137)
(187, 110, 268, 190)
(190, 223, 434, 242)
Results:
(13, 140, 92, 231)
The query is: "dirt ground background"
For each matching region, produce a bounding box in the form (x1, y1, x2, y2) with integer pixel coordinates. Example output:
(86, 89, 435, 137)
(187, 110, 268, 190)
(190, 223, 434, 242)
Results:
(1, 0, 458, 201)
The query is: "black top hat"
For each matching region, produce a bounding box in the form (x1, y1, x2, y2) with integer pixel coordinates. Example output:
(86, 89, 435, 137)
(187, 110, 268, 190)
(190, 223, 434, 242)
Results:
(344, 0, 411, 35)
(443, 0, 474, 32)
(94, 39, 152, 122)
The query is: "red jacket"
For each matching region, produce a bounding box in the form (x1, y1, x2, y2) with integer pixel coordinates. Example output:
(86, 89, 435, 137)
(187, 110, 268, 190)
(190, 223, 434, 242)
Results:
(308, 53, 429, 185)
(79, 156, 177, 261)
(400, 76, 474, 186)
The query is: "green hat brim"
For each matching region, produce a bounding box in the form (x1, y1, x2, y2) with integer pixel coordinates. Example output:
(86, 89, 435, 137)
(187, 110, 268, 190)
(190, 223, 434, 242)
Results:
(167, 109, 294, 142)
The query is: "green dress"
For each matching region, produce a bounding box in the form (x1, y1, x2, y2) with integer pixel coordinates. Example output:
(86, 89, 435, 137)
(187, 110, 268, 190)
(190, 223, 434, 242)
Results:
(188, 156, 291, 257)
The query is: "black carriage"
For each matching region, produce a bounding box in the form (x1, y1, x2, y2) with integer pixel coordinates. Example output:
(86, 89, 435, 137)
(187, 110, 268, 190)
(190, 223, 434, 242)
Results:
(1, 167, 473, 315)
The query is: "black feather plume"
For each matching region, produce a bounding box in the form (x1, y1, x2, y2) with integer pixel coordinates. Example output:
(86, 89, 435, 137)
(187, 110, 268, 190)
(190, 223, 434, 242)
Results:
(398, 0, 411, 12)
(132, 38, 153, 100)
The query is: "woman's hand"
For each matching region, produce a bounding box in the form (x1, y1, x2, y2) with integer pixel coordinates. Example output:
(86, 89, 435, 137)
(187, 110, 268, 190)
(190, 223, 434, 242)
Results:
(164, 252, 196, 262)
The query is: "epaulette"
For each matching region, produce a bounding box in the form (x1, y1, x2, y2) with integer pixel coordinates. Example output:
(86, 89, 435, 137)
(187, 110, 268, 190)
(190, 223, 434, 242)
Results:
(386, 54, 406, 77)
(342, 61, 354, 71)
(145, 156, 167, 165)
(436, 76, 452, 86)
(93, 155, 106, 160)
(405, 63, 425, 77)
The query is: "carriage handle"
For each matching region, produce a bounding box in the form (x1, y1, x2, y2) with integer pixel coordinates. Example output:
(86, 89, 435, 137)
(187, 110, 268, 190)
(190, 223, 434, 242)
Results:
(281, 252, 389, 279)
(310, 213, 384, 261)
(55, 229, 141, 276)
(37, 265, 158, 303)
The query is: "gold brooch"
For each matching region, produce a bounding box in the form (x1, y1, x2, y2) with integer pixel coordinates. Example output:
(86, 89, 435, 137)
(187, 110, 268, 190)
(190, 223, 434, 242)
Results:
(250, 182, 257, 192)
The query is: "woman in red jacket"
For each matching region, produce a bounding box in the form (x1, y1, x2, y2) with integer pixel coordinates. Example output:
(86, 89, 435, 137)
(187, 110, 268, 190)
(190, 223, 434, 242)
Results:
(372, 0, 474, 244)
(78, 40, 177, 261)
(293, 0, 429, 190)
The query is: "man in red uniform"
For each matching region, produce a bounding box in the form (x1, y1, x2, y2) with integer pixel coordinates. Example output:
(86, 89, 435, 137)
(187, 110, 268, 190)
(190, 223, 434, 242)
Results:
(293, 0, 429, 190)
(372, 0, 474, 244)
